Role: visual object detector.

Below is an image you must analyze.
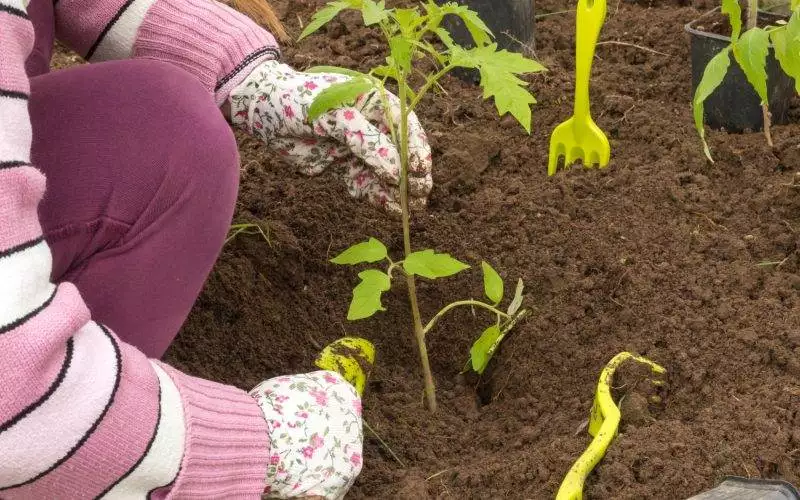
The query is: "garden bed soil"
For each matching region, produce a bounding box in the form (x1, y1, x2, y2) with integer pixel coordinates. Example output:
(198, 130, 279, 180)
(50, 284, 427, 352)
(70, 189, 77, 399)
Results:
(57, 0, 800, 497)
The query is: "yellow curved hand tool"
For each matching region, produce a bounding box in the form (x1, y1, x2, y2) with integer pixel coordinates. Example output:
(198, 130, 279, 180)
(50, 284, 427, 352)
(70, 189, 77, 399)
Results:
(314, 336, 375, 396)
(555, 352, 666, 500)
(548, 0, 611, 175)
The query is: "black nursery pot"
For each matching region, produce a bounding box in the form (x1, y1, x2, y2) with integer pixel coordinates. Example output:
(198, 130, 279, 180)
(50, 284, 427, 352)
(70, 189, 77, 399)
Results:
(436, 0, 535, 84)
(686, 9, 795, 132)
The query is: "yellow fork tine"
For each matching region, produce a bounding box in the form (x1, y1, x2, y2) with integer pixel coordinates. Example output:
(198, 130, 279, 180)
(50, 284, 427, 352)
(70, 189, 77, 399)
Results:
(587, 150, 600, 168)
(548, 142, 565, 176)
(566, 147, 583, 167)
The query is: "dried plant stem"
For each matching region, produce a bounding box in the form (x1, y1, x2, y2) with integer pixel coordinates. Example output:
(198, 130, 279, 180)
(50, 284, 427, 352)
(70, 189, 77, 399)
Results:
(364, 420, 406, 467)
(596, 40, 672, 57)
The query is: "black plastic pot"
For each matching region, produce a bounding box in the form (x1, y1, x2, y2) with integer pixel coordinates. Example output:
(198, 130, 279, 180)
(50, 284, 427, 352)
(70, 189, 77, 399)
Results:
(436, 0, 535, 84)
(686, 8, 795, 132)
(686, 476, 800, 500)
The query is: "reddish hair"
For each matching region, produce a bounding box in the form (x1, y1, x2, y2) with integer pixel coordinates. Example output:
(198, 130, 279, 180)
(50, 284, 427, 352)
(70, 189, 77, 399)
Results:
(227, 0, 288, 42)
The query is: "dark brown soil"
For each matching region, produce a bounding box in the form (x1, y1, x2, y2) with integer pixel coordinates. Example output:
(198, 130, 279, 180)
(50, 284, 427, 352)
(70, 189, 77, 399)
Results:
(91, 0, 799, 497)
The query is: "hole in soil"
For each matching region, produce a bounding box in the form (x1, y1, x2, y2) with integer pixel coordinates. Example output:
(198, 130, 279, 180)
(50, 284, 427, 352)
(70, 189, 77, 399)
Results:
(476, 380, 494, 406)
(465, 367, 497, 407)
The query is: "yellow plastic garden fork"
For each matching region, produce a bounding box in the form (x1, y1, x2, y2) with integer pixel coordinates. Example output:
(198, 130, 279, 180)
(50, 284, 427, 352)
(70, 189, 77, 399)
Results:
(548, 0, 611, 176)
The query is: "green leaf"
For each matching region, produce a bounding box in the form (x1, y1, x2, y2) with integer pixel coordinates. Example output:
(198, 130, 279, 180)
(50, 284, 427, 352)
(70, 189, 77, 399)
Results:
(415, 40, 449, 65)
(306, 66, 386, 94)
(434, 27, 457, 50)
(372, 64, 399, 81)
(693, 48, 731, 162)
(330, 237, 388, 265)
(403, 249, 470, 279)
(470, 325, 502, 374)
(721, 0, 742, 41)
(733, 27, 770, 103)
(450, 44, 546, 133)
(393, 8, 424, 35)
(389, 35, 414, 73)
(299, 1, 352, 41)
(361, 0, 388, 25)
(788, 10, 800, 65)
(433, 2, 494, 46)
(481, 261, 504, 305)
(308, 78, 375, 121)
(306, 66, 372, 79)
(772, 12, 800, 93)
(348, 269, 391, 320)
(506, 278, 524, 316)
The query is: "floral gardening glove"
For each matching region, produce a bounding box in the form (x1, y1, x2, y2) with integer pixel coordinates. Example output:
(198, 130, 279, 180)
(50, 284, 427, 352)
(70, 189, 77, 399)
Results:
(250, 371, 363, 499)
(229, 60, 433, 213)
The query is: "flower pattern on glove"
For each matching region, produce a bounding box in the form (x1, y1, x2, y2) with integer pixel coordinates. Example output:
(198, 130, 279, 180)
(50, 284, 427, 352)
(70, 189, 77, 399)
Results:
(229, 60, 433, 213)
(250, 371, 363, 499)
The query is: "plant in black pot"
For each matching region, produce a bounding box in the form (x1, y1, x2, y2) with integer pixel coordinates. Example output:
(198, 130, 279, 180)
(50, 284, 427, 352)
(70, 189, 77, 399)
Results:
(687, 0, 800, 161)
(435, 0, 535, 83)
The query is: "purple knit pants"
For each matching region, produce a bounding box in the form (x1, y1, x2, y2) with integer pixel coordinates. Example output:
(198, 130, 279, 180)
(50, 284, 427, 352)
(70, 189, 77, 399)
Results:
(27, 1, 240, 358)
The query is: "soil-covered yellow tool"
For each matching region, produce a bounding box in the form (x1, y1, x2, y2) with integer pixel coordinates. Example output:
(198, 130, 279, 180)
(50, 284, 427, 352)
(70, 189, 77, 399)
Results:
(548, 0, 611, 175)
(314, 336, 375, 396)
(555, 352, 666, 500)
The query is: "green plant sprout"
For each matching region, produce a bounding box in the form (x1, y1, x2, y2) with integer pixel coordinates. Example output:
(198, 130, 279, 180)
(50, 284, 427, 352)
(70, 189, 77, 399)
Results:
(330, 239, 529, 412)
(226, 222, 271, 246)
(300, 0, 545, 412)
(694, 0, 800, 161)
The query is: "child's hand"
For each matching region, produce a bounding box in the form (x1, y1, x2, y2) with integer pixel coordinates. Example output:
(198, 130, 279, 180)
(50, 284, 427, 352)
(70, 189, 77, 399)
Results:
(250, 371, 363, 499)
(229, 60, 433, 214)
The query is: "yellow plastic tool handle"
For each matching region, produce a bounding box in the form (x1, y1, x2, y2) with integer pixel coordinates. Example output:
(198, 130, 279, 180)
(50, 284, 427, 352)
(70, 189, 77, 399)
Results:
(573, 0, 607, 120)
(555, 352, 666, 500)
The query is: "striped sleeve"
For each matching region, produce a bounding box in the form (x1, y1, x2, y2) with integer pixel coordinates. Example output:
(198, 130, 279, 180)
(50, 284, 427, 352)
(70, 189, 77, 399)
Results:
(0, 2, 270, 498)
(52, 0, 280, 104)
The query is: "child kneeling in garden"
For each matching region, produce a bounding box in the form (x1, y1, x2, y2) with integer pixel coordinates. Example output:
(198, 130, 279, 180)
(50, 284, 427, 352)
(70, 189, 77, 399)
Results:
(0, 0, 431, 496)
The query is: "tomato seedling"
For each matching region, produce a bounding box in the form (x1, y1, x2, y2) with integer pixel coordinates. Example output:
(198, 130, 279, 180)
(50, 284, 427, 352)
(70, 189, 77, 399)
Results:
(301, 0, 544, 412)
(694, 0, 800, 161)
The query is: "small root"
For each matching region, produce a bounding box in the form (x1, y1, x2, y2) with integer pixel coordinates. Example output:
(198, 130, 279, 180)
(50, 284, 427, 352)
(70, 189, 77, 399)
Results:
(426, 469, 451, 481)
(364, 420, 406, 467)
(597, 40, 672, 57)
(691, 212, 728, 231)
(305, 332, 323, 351)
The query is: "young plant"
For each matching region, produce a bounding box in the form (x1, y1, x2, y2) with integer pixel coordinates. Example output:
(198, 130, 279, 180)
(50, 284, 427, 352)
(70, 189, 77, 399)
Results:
(300, 0, 544, 412)
(694, 0, 800, 161)
(226, 222, 271, 246)
(330, 239, 529, 412)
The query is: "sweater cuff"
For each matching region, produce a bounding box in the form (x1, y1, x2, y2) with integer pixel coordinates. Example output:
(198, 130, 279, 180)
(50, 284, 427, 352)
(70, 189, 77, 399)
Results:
(156, 362, 269, 498)
(133, 0, 280, 106)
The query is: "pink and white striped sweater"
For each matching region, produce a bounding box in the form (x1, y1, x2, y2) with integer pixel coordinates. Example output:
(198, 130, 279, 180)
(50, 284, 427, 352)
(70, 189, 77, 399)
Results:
(1, 0, 282, 497)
